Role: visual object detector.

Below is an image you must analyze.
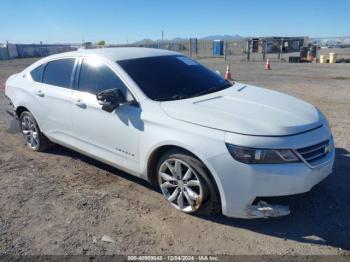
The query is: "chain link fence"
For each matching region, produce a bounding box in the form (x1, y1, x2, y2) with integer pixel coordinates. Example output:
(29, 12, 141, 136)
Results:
(0, 43, 76, 60)
(2, 37, 350, 62)
(111, 38, 309, 62)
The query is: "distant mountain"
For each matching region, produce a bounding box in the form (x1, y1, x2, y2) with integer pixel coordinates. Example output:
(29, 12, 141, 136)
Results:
(171, 35, 244, 41)
(134, 38, 155, 44)
(133, 34, 244, 44)
(171, 37, 187, 42)
(200, 34, 244, 40)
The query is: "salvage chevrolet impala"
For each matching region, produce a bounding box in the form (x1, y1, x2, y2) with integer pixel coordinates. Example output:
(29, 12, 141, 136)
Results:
(4, 48, 335, 218)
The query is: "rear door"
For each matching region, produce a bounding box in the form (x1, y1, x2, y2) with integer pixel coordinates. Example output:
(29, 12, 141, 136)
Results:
(36, 58, 76, 141)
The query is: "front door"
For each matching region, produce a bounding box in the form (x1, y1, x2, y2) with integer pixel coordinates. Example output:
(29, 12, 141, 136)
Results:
(70, 57, 142, 173)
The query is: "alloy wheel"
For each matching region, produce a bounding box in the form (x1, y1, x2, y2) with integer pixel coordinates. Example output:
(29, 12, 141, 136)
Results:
(21, 115, 40, 150)
(158, 158, 203, 212)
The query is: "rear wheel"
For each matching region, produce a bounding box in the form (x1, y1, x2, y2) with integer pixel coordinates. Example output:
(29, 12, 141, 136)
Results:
(19, 111, 51, 152)
(157, 149, 221, 215)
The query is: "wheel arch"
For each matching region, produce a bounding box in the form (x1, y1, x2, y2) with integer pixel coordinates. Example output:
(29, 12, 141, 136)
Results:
(147, 145, 192, 186)
(15, 105, 45, 135)
(15, 106, 30, 118)
(146, 144, 222, 209)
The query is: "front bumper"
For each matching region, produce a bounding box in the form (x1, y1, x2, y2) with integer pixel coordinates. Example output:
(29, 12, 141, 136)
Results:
(209, 148, 334, 218)
(205, 127, 335, 219)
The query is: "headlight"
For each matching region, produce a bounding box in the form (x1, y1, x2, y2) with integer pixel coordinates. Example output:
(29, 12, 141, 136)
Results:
(226, 144, 300, 164)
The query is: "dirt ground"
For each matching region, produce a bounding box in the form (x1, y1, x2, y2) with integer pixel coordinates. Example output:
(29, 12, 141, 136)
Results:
(0, 57, 349, 256)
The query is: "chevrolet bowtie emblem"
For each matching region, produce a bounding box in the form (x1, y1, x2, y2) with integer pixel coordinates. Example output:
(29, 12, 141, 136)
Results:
(325, 143, 333, 153)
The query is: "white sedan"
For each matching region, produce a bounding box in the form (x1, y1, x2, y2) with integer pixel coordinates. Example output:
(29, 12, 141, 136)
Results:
(4, 48, 335, 218)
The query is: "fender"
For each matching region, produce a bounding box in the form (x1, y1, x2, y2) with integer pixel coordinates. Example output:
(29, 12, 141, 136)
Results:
(142, 139, 227, 210)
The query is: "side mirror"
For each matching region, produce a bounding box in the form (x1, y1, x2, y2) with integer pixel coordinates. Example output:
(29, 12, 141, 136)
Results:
(96, 88, 127, 112)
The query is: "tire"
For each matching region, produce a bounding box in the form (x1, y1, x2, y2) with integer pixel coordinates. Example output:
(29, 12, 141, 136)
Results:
(156, 149, 221, 216)
(19, 111, 51, 152)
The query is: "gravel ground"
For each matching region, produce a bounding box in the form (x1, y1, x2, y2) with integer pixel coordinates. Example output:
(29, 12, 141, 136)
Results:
(0, 57, 349, 256)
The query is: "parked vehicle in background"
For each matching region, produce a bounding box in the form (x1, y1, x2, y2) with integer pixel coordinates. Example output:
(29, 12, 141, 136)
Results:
(4, 48, 335, 218)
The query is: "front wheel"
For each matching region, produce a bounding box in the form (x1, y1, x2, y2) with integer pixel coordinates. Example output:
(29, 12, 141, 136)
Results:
(157, 150, 221, 215)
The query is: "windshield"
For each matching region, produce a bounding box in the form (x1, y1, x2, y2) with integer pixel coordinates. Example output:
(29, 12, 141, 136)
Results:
(117, 55, 232, 101)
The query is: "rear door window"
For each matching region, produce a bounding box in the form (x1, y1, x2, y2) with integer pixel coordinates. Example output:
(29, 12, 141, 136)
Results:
(30, 64, 45, 82)
(42, 58, 75, 88)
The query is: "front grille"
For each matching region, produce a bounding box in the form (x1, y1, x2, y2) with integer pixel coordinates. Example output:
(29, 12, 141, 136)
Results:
(297, 139, 331, 166)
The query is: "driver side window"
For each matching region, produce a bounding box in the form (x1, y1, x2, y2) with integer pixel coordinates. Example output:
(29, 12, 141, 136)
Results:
(78, 57, 132, 101)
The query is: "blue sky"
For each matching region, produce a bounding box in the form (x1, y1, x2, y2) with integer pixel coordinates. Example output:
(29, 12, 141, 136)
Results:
(0, 0, 349, 44)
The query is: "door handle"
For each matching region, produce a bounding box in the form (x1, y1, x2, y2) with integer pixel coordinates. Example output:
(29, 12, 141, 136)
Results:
(73, 98, 86, 107)
(35, 90, 45, 97)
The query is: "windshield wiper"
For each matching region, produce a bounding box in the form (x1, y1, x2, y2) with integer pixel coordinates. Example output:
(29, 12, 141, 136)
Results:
(153, 94, 190, 102)
(190, 83, 232, 98)
(153, 83, 232, 101)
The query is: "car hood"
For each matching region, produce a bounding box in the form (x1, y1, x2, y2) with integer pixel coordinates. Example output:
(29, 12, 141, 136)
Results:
(160, 83, 324, 136)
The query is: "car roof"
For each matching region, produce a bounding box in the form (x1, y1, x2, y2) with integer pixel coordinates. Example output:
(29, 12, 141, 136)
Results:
(52, 47, 181, 61)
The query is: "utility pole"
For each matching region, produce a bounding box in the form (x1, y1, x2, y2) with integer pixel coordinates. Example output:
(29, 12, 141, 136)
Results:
(161, 30, 164, 41)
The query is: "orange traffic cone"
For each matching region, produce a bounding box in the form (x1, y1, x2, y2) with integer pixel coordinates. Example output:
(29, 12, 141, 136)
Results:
(264, 59, 271, 70)
(224, 64, 232, 80)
